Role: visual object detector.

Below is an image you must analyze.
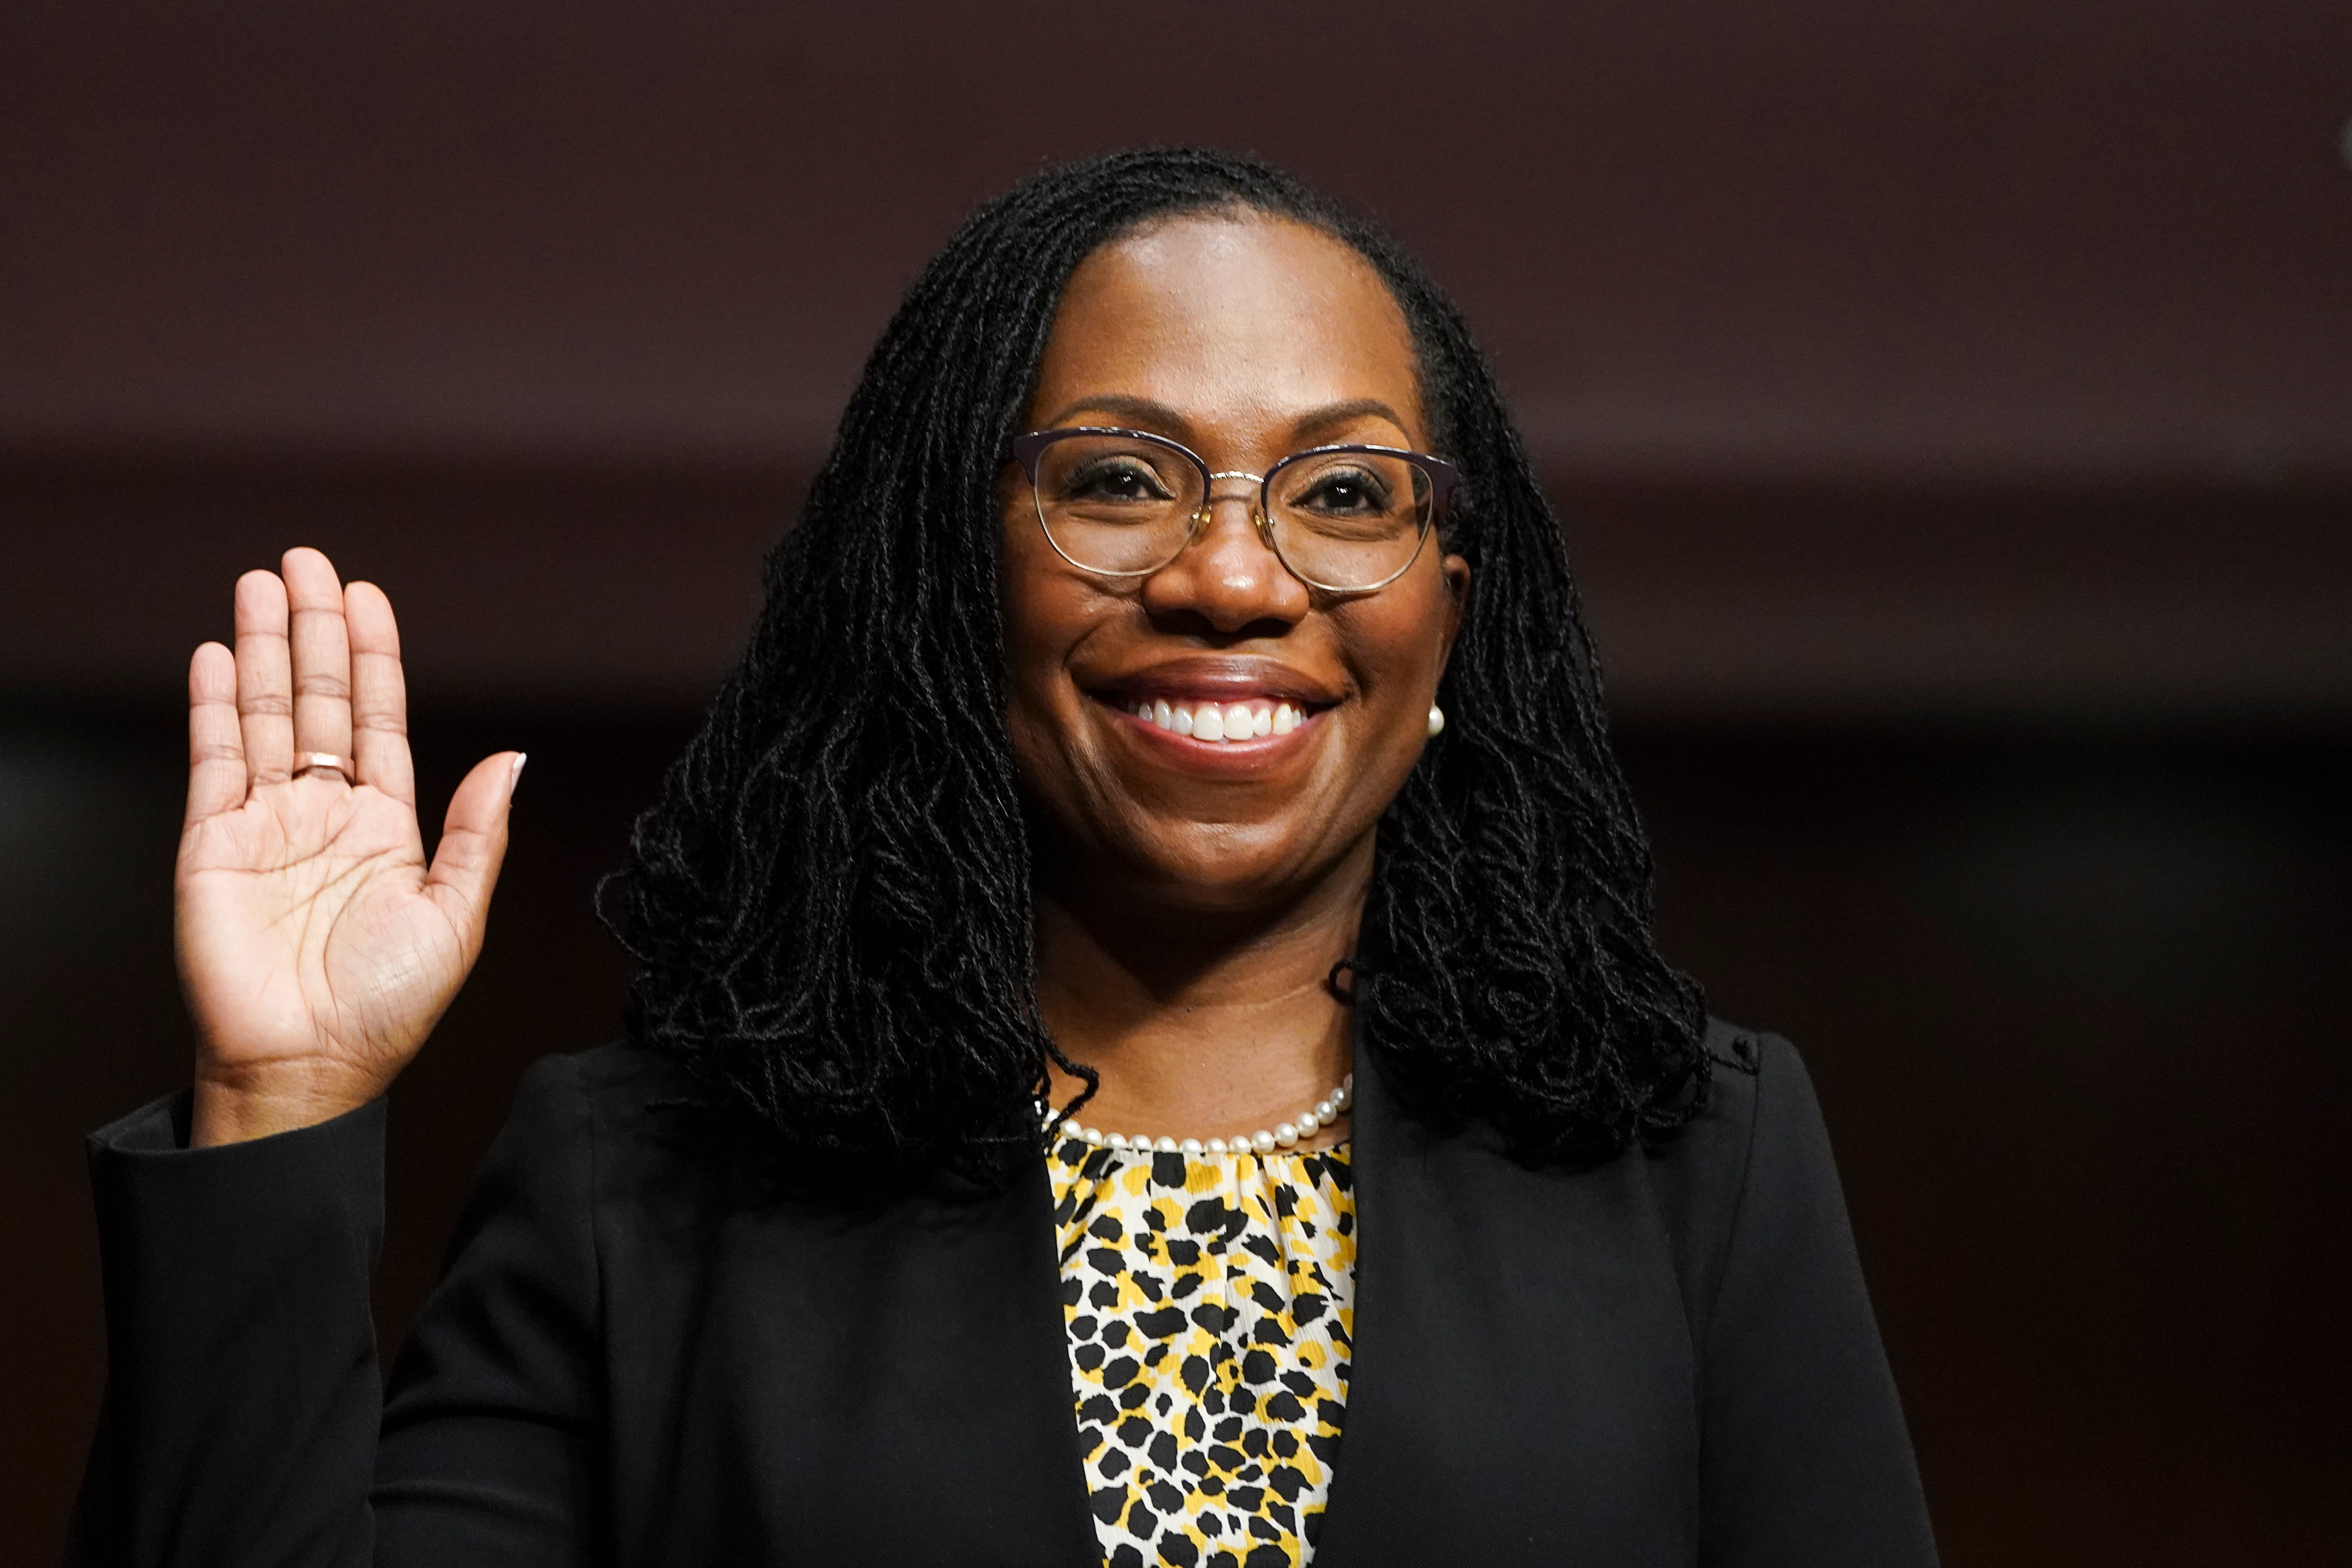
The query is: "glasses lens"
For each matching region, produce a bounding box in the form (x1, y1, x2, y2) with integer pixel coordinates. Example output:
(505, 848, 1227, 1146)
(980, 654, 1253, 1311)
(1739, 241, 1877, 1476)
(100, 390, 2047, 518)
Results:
(1032, 433, 1203, 575)
(1266, 450, 1432, 589)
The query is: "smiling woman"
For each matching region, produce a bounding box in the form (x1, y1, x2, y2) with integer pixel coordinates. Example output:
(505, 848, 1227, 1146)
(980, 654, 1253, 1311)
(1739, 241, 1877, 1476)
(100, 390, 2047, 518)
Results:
(74, 150, 1936, 1568)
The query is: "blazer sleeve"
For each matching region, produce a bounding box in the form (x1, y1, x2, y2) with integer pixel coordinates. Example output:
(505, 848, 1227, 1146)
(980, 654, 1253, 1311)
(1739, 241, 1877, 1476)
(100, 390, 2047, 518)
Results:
(71, 1055, 604, 1568)
(1695, 1036, 1940, 1568)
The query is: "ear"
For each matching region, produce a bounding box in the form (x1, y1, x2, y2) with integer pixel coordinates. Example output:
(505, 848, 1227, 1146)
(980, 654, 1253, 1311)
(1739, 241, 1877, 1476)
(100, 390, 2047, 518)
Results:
(1437, 552, 1471, 671)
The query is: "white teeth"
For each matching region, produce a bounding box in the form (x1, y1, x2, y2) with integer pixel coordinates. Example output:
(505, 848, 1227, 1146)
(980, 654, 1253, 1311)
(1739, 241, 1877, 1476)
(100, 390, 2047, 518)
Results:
(1136, 697, 1309, 742)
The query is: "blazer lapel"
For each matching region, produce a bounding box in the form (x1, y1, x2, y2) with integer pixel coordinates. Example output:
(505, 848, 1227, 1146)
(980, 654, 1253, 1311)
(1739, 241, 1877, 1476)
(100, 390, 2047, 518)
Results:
(658, 1144, 1104, 1566)
(1310, 1040, 1704, 1566)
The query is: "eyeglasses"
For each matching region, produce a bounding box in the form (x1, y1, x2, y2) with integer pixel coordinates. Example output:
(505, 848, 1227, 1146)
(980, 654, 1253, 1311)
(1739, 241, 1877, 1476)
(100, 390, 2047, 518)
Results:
(1009, 427, 1460, 595)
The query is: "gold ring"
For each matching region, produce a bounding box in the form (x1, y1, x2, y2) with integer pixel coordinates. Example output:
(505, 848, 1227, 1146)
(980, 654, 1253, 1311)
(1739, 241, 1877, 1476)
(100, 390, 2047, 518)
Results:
(295, 752, 354, 783)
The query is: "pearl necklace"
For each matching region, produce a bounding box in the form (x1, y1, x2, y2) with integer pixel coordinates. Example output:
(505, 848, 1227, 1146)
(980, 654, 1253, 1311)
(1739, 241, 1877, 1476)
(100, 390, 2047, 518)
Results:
(1041, 1074, 1354, 1157)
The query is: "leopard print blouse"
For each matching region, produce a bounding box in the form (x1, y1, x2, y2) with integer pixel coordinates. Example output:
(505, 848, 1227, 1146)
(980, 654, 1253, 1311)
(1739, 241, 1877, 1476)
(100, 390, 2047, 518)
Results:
(1046, 1131, 1357, 1568)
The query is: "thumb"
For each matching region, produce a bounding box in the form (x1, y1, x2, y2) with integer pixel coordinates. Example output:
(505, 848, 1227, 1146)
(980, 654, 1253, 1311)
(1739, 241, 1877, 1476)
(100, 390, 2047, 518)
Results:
(425, 751, 525, 947)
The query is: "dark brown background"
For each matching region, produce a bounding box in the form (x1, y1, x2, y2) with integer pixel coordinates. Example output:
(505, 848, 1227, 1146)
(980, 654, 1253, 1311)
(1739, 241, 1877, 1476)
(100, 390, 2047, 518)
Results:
(4, 2, 2349, 1562)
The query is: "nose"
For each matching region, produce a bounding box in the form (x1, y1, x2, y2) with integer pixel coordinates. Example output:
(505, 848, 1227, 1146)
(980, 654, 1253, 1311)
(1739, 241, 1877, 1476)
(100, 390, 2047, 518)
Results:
(1139, 480, 1310, 634)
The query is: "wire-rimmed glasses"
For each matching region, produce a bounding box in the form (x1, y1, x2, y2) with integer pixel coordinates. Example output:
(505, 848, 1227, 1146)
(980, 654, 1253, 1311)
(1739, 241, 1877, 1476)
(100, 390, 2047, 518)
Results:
(1009, 427, 1459, 595)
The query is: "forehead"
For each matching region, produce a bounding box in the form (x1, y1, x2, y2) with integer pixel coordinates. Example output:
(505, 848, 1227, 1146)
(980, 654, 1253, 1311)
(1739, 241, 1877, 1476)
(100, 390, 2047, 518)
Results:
(1033, 213, 1423, 446)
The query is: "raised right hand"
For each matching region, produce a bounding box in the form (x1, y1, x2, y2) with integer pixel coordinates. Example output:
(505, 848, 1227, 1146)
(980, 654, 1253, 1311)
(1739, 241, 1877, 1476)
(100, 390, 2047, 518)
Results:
(176, 547, 522, 1147)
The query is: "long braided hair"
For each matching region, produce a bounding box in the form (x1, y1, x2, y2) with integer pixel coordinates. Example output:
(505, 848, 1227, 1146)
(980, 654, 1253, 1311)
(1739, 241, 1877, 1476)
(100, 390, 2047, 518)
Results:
(612, 147, 1710, 1181)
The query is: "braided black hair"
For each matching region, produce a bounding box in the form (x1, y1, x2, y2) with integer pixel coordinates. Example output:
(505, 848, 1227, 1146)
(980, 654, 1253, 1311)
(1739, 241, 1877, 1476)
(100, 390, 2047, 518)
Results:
(611, 147, 1710, 1180)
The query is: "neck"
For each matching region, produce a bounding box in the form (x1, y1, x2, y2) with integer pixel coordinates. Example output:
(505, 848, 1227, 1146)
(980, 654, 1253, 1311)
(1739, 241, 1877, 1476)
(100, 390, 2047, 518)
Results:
(1032, 838, 1369, 1152)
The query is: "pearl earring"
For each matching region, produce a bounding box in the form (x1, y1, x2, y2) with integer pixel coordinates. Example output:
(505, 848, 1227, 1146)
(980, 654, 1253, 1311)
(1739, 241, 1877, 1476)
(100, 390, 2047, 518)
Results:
(1427, 704, 1446, 737)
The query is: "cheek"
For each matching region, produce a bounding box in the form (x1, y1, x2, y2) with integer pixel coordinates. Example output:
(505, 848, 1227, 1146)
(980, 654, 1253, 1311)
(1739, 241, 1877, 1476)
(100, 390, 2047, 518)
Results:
(999, 522, 1103, 747)
(1319, 608, 1444, 813)
(999, 520, 1063, 688)
(1344, 578, 1452, 713)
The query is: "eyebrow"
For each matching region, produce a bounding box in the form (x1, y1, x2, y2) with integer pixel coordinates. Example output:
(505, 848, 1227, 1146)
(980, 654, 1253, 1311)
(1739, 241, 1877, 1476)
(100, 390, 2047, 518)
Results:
(1289, 398, 1414, 443)
(1036, 394, 1417, 447)
(1040, 394, 1193, 435)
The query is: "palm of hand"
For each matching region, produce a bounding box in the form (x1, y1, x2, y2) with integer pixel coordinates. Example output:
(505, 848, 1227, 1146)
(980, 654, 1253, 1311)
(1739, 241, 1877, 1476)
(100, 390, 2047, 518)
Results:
(180, 779, 462, 1093)
(177, 549, 519, 1144)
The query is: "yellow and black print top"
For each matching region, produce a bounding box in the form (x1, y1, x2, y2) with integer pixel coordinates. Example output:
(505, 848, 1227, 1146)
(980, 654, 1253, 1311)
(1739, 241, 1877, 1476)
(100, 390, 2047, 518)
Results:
(1046, 1131, 1357, 1568)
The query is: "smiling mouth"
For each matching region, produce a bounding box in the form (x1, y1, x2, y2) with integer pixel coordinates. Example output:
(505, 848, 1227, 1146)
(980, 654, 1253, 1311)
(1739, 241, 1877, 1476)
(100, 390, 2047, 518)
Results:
(1102, 693, 1325, 745)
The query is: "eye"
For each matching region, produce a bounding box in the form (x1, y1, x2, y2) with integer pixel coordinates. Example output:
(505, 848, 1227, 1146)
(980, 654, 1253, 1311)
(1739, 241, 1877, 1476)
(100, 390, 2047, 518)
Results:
(1062, 456, 1177, 505)
(1293, 466, 1391, 516)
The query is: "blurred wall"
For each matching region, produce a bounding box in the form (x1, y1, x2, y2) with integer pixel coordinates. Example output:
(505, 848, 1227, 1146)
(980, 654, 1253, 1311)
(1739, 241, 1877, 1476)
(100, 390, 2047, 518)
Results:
(4, 2, 2349, 1563)
(6, 0, 2351, 715)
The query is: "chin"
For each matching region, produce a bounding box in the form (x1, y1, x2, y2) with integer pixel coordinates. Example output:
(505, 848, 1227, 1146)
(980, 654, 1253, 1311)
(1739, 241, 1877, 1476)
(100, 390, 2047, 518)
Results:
(1108, 823, 1343, 914)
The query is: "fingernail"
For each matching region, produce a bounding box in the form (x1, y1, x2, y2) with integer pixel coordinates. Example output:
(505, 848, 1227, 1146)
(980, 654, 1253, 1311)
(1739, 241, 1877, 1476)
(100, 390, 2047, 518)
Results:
(509, 752, 528, 797)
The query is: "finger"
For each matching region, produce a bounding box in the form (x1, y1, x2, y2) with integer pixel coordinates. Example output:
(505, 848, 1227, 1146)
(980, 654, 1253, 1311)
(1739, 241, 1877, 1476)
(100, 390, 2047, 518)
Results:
(345, 581, 415, 806)
(424, 752, 526, 950)
(282, 546, 354, 769)
(186, 641, 248, 824)
(233, 567, 295, 784)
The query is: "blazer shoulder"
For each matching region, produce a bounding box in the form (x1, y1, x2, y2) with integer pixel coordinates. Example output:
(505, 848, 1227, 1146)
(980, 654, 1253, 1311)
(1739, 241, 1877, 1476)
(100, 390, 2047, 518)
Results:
(1640, 1018, 1827, 1319)
(1685, 1013, 1825, 1137)
(484, 1041, 711, 1191)
(540, 1040, 766, 1217)
(1674, 1014, 1772, 1159)
(1720, 1021, 1839, 1178)
(562, 1036, 696, 1100)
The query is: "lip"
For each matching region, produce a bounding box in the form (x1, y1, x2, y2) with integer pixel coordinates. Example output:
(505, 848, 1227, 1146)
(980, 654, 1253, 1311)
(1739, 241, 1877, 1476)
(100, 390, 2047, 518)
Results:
(1077, 656, 1342, 770)
(1084, 655, 1345, 710)
(1100, 693, 1325, 767)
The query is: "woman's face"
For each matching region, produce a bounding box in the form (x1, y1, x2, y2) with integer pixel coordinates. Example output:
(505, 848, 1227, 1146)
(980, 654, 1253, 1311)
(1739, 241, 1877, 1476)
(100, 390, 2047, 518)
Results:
(1002, 213, 1469, 914)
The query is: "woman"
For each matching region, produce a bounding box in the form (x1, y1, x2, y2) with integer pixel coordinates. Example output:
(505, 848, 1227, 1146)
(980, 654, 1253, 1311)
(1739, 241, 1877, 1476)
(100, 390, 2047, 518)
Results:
(76, 149, 1935, 1566)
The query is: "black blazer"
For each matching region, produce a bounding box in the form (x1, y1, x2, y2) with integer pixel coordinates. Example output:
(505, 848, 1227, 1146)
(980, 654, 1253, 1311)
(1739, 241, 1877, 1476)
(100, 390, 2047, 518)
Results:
(72, 1021, 1936, 1566)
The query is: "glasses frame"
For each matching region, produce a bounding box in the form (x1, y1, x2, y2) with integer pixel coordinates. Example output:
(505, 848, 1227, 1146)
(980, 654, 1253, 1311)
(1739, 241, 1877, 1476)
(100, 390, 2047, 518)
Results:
(1009, 426, 1461, 596)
